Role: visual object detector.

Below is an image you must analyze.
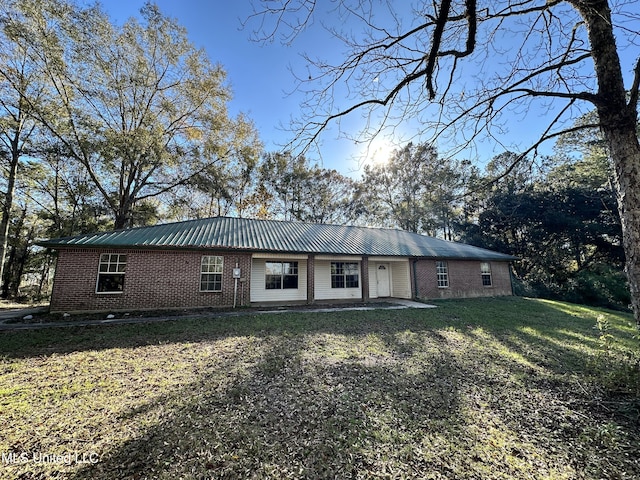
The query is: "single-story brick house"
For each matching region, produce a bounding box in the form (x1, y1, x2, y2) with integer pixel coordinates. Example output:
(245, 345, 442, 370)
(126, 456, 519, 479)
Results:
(38, 216, 517, 313)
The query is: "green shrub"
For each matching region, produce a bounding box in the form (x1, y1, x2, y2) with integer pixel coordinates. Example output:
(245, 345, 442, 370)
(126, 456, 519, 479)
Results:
(513, 264, 630, 311)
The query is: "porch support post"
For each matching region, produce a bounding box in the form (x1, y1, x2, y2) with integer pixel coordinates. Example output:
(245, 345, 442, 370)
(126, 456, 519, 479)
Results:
(361, 256, 370, 301)
(307, 254, 315, 304)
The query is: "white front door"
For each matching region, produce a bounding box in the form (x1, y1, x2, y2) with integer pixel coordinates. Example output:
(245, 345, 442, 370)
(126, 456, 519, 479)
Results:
(377, 263, 391, 297)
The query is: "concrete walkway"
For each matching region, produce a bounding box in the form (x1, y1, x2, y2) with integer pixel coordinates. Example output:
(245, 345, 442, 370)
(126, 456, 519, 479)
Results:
(0, 299, 436, 331)
(0, 306, 49, 321)
(389, 299, 437, 309)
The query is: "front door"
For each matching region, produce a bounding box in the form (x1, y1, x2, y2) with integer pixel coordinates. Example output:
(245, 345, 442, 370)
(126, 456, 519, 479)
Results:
(377, 263, 391, 297)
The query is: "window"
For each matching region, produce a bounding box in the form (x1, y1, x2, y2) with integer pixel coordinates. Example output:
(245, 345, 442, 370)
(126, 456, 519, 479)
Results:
(436, 261, 449, 288)
(96, 253, 127, 293)
(201, 256, 223, 292)
(265, 261, 298, 289)
(481, 262, 492, 286)
(331, 262, 359, 288)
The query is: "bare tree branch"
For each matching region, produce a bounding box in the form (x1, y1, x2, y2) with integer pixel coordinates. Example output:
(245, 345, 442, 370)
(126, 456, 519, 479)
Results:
(250, 0, 640, 324)
(425, 0, 453, 99)
(463, 120, 601, 198)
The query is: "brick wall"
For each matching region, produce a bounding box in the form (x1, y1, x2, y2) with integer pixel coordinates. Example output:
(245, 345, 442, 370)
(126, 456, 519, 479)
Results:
(50, 248, 253, 313)
(306, 254, 315, 304)
(361, 256, 370, 301)
(413, 259, 513, 300)
(50, 249, 514, 312)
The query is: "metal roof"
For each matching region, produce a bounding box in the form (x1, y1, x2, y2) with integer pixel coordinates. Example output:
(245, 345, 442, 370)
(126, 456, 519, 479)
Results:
(38, 216, 518, 261)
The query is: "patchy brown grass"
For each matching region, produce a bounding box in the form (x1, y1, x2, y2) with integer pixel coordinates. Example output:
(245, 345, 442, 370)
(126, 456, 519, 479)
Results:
(0, 297, 639, 479)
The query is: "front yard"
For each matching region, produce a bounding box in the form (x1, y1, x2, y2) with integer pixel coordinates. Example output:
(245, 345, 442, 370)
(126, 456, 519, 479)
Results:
(1, 297, 639, 479)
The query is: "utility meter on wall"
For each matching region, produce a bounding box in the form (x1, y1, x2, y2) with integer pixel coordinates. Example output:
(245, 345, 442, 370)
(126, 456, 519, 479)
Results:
(232, 268, 241, 279)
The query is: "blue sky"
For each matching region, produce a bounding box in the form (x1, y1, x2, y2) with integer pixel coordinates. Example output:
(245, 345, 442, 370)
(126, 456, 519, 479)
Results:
(100, 1, 639, 176)
(102, 0, 372, 174)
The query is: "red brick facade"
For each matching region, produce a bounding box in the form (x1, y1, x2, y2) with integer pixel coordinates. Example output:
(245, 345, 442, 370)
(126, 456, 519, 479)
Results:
(50, 248, 253, 313)
(361, 256, 370, 301)
(413, 259, 512, 300)
(306, 254, 315, 303)
(50, 248, 513, 313)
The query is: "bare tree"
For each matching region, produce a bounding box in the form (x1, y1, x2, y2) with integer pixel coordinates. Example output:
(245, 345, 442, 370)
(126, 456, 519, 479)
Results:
(249, 0, 640, 324)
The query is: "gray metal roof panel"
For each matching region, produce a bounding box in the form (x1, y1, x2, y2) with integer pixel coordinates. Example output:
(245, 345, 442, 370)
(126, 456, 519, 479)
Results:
(38, 216, 518, 261)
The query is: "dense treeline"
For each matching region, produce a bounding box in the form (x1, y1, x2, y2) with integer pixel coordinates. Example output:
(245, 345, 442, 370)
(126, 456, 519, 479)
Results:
(352, 138, 627, 310)
(460, 151, 626, 310)
(0, 0, 629, 309)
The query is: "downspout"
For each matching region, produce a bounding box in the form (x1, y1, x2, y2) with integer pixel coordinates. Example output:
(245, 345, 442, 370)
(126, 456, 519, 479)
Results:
(412, 259, 419, 300)
(233, 261, 239, 308)
(509, 262, 515, 296)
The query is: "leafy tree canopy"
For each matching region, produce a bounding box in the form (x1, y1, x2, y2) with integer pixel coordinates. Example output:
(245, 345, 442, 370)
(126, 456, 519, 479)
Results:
(5, 0, 261, 229)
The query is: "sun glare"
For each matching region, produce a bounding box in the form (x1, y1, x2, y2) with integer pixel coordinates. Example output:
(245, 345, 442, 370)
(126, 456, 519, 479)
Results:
(363, 137, 397, 166)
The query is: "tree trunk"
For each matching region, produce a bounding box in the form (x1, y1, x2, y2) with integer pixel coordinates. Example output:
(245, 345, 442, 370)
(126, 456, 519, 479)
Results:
(607, 129, 640, 324)
(0, 149, 20, 296)
(114, 196, 134, 229)
(574, 0, 640, 325)
(11, 225, 34, 299)
(38, 254, 54, 298)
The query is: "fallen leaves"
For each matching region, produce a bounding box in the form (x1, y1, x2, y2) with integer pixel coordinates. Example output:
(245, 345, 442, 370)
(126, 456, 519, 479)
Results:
(1, 298, 639, 478)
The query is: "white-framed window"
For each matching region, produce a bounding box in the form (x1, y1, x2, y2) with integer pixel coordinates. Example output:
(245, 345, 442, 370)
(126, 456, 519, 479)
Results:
(265, 261, 299, 289)
(481, 262, 492, 286)
(436, 261, 449, 288)
(201, 256, 223, 292)
(331, 262, 359, 288)
(96, 253, 127, 293)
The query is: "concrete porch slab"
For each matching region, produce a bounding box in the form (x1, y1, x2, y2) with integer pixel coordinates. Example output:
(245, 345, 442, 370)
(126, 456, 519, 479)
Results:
(389, 299, 437, 309)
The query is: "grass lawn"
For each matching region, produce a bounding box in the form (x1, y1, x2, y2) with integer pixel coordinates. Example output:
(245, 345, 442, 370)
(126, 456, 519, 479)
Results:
(1, 297, 639, 479)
